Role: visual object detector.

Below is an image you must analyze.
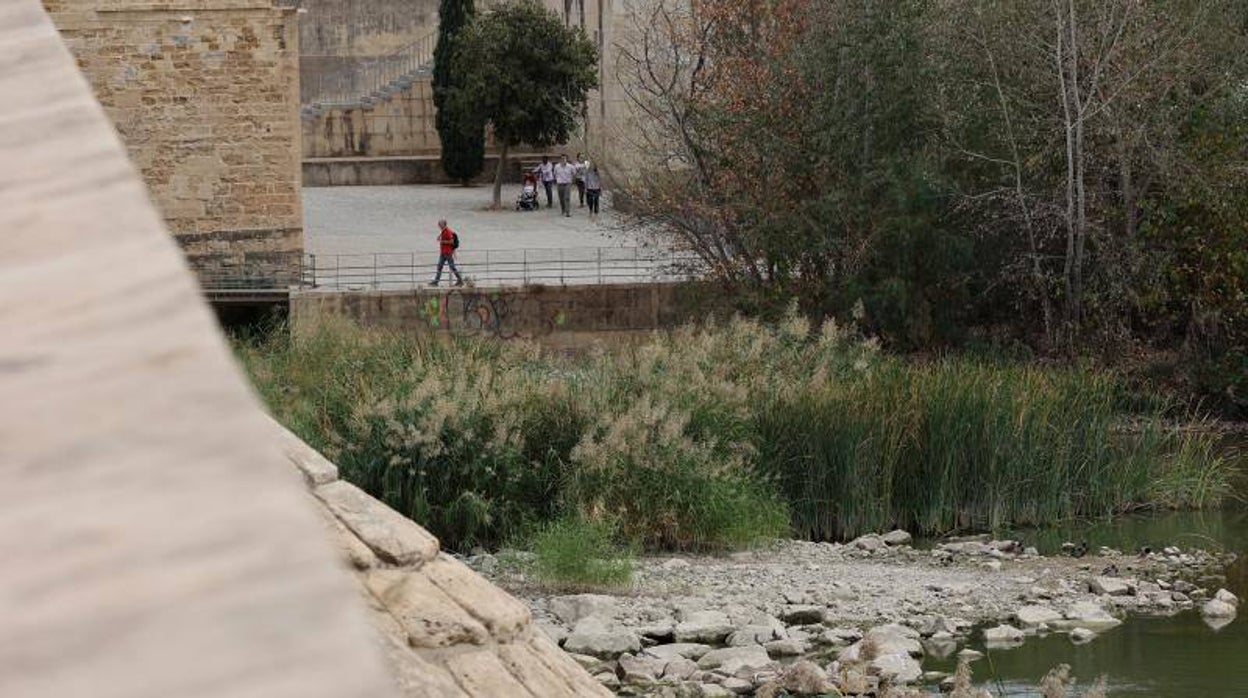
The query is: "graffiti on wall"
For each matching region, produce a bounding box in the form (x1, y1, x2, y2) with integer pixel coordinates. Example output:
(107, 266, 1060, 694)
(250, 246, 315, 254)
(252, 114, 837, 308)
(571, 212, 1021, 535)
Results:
(423, 289, 570, 339)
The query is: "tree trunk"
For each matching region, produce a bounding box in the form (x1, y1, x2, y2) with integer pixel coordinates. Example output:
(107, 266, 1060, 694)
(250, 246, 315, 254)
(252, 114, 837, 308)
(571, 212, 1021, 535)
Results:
(1055, 1, 1078, 341)
(1068, 0, 1087, 332)
(492, 142, 509, 209)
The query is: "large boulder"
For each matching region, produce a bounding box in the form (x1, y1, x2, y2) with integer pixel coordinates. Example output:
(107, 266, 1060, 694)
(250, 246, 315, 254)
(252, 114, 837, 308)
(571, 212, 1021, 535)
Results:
(674, 610, 734, 644)
(549, 594, 619, 625)
(618, 653, 665, 683)
(1089, 576, 1135, 596)
(1214, 588, 1240, 608)
(1052, 602, 1122, 631)
(696, 646, 776, 675)
(661, 657, 700, 681)
(983, 624, 1025, 645)
(564, 617, 642, 658)
(882, 530, 913, 546)
(1014, 605, 1063, 628)
(852, 534, 887, 551)
(1202, 598, 1237, 619)
(838, 624, 922, 662)
(780, 605, 826, 625)
(869, 653, 923, 684)
(726, 616, 787, 646)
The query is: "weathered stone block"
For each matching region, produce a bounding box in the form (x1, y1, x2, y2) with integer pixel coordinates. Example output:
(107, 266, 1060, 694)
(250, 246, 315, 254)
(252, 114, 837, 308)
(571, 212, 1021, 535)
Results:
(424, 554, 531, 642)
(525, 633, 616, 697)
(442, 648, 534, 697)
(315, 480, 439, 565)
(276, 428, 339, 485)
(311, 497, 377, 570)
(365, 568, 489, 648)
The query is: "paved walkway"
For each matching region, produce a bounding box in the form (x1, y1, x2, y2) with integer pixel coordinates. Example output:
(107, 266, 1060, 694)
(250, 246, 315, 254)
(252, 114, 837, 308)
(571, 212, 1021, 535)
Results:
(301, 185, 693, 288)
(303, 184, 638, 256)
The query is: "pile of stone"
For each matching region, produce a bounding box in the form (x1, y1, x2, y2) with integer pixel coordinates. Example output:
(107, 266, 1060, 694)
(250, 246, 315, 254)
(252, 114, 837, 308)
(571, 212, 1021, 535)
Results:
(1200, 588, 1239, 630)
(469, 529, 1237, 696)
(551, 598, 945, 696)
(534, 531, 964, 696)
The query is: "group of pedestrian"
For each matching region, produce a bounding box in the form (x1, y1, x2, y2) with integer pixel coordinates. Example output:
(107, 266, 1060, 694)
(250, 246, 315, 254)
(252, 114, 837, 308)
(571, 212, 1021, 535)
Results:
(430, 153, 604, 287)
(532, 153, 602, 220)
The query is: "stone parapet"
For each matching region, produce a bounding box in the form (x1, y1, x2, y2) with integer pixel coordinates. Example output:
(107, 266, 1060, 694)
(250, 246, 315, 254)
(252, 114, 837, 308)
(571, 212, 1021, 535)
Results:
(2, 5, 387, 694)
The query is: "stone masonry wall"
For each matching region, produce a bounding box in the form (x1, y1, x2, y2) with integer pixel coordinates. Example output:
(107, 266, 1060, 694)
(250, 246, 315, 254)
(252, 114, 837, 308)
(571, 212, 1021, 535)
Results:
(45, 0, 303, 281)
(303, 76, 439, 158)
(273, 418, 611, 697)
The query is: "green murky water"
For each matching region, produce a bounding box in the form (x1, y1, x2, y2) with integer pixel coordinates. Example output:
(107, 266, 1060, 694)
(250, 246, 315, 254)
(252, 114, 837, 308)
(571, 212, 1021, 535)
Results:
(922, 459, 1248, 698)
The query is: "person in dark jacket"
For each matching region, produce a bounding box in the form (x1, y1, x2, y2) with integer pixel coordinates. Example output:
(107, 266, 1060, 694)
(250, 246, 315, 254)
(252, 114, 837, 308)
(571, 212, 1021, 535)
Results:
(584, 163, 603, 220)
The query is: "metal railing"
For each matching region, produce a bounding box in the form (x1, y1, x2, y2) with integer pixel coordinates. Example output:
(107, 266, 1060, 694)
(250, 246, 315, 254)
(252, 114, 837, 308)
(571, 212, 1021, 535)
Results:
(194, 247, 705, 292)
(301, 32, 437, 108)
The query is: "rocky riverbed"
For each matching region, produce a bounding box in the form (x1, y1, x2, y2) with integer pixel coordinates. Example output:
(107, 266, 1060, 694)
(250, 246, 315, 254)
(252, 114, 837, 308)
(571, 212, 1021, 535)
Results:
(464, 533, 1239, 696)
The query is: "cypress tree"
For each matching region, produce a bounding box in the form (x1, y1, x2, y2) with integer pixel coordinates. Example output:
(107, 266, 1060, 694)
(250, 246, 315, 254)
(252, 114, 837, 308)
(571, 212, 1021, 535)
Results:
(434, 0, 485, 184)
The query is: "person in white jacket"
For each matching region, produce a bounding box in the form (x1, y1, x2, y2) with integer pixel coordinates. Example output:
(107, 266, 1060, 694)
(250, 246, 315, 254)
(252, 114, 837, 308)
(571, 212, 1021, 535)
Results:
(553, 154, 577, 217)
(531, 155, 555, 208)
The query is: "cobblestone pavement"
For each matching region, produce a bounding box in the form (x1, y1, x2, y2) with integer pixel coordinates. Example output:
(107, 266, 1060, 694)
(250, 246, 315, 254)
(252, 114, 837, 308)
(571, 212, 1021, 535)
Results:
(303, 184, 640, 256)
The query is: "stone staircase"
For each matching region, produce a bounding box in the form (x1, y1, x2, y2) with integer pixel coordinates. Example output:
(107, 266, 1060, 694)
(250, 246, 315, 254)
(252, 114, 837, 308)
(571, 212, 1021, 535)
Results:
(301, 32, 437, 121)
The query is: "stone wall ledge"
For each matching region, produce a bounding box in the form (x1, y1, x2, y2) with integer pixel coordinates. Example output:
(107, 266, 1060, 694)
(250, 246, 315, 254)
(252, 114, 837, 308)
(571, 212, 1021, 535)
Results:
(275, 419, 611, 696)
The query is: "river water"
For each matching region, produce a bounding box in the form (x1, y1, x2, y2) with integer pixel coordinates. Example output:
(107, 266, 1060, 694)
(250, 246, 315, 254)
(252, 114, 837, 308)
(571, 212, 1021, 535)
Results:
(923, 501, 1248, 695)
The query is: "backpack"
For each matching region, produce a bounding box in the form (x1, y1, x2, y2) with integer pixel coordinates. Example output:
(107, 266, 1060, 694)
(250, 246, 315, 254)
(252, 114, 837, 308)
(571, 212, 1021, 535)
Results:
(452, 232, 460, 250)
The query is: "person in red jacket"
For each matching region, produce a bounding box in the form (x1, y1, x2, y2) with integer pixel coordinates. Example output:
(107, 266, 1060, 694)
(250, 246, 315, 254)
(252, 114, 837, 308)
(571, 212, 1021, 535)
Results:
(431, 219, 463, 286)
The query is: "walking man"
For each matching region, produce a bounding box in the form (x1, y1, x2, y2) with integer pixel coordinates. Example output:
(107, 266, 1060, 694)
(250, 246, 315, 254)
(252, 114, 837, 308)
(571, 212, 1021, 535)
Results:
(533, 156, 555, 208)
(554, 154, 576, 217)
(431, 219, 463, 287)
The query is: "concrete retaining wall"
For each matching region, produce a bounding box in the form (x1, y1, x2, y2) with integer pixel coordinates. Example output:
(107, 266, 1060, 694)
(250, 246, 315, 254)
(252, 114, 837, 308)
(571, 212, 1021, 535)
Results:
(291, 282, 724, 347)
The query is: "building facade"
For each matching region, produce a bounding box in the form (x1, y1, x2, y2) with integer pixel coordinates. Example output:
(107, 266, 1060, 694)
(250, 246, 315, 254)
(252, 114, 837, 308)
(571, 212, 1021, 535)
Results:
(44, 0, 304, 283)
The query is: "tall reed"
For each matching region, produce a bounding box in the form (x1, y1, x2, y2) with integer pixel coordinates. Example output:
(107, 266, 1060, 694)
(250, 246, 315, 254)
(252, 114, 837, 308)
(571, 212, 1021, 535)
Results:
(755, 359, 1232, 541)
(236, 314, 1232, 550)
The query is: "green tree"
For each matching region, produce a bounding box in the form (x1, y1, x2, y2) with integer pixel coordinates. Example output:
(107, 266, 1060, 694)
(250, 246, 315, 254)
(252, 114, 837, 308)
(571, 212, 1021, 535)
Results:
(447, 0, 598, 207)
(434, 0, 485, 184)
(613, 0, 953, 338)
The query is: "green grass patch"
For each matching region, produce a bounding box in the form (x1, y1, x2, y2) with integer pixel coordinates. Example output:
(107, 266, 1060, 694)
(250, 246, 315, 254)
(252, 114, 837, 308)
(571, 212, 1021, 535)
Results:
(528, 516, 635, 591)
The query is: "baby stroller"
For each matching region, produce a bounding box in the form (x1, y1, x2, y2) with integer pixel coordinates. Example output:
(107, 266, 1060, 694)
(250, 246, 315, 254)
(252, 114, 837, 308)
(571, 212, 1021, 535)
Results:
(516, 172, 540, 211)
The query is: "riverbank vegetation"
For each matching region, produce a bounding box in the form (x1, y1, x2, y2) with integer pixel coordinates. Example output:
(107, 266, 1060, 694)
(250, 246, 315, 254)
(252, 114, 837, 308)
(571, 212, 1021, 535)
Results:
(612, 0, 1248, 419)
(237, 317, 1232, 552)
